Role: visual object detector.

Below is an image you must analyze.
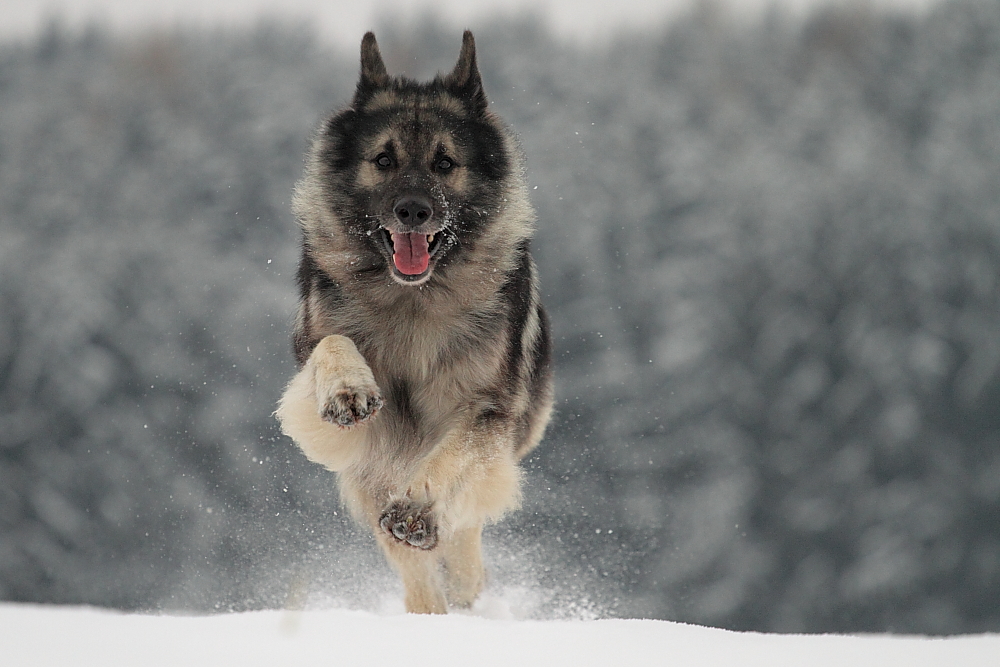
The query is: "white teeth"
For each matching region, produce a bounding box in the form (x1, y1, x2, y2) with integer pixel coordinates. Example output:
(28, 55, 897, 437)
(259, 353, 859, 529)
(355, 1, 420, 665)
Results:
(427, 233, 435, 243)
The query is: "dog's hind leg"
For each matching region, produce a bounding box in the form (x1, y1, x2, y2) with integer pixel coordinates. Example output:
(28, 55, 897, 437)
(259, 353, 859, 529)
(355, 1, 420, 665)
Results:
(441, 523, 485, 609)
(377, 537, 448, 614)
(367, 421, 522, 613)
(412, 422, 524, 534)
(391, 422, 519, 610)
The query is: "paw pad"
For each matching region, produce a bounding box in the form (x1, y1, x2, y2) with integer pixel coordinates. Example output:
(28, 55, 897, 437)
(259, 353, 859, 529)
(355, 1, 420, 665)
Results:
(320, 389, 383, 429)
(379, 500, 438, 550)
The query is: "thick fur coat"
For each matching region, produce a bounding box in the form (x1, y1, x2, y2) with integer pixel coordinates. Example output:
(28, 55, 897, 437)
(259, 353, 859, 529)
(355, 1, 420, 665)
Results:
(276, 31, 553, 613)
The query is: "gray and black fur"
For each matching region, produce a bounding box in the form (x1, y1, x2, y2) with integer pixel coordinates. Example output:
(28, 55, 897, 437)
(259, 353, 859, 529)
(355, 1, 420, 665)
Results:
(276, 31, 553, 613)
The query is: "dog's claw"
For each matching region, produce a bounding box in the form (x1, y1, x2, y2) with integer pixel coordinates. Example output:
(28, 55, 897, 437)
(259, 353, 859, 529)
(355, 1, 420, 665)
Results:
(380, 500, 438, 550)
(320, 389, 383, 429)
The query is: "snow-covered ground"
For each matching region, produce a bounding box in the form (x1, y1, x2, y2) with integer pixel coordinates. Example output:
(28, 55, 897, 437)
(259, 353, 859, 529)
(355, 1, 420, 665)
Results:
(4, 601, 998, 666)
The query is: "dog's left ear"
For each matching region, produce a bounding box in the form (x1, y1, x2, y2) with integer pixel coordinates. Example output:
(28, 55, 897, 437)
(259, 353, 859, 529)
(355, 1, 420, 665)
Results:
(445, 31, 488, 116)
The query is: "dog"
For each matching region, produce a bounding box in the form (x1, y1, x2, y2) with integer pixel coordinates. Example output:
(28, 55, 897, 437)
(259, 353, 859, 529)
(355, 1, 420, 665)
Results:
(275, 31, 553, 614)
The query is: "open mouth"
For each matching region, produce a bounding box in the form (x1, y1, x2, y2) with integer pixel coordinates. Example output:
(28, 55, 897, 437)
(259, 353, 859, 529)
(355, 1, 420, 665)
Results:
(379, 229, 444, 280)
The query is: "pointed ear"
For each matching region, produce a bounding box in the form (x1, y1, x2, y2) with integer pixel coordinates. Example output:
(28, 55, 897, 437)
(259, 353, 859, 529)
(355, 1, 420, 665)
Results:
(354, 32, 389, 106)
(444, 31, 488, 115)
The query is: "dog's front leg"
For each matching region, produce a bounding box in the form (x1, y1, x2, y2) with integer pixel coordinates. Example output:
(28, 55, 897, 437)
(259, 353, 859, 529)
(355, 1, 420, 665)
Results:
(276, 334, 382, 471)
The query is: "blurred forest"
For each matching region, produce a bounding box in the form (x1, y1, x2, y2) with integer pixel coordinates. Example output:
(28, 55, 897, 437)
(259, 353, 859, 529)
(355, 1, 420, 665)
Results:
(3, 0, 1000, 634)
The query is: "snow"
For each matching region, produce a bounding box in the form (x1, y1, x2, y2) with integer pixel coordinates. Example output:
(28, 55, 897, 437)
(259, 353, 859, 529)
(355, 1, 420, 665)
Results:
(4, 602, 998, 666)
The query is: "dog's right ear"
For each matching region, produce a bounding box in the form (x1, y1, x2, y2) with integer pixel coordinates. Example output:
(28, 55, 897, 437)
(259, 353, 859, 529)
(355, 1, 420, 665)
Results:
(354, 32, 389, 106)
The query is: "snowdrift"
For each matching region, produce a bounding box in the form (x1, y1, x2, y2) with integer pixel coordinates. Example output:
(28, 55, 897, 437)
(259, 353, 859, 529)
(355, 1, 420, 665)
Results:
(3, 603, 998, 666)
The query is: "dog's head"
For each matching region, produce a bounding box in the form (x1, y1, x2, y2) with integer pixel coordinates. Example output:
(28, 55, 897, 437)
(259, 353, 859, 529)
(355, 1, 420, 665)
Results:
(297, 31, 529, 288)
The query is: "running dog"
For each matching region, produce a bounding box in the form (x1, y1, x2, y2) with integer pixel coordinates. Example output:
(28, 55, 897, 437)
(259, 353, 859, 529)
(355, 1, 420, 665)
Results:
(277, 31, 552, 614)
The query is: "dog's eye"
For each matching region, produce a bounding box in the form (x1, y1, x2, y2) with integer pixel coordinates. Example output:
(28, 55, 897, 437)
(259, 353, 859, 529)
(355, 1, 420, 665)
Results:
(435, 157, 455, 173)
(374, 153, 393, 169)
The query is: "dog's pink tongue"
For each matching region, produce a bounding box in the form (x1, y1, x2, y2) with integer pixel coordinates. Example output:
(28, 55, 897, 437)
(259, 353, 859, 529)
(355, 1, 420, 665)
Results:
(391, 232, 430, 275)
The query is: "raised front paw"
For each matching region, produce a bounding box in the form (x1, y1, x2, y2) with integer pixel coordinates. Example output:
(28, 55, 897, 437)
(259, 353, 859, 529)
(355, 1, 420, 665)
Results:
(319, 385, 383, 428)
(379, 499, 438, 550)
(310, 335, 383, 429)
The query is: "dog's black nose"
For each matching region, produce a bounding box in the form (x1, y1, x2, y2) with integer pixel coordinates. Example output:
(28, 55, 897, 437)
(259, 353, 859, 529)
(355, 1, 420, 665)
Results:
(393, 196, 433, 227)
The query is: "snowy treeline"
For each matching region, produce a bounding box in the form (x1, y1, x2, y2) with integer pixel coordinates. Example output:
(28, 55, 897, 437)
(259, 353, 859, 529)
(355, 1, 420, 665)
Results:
(2, 0, 1000, 633)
